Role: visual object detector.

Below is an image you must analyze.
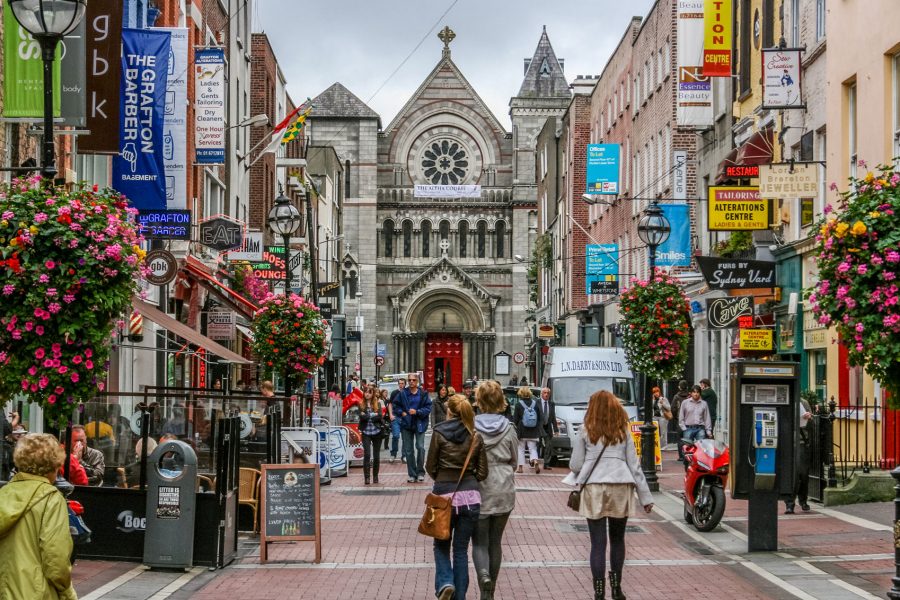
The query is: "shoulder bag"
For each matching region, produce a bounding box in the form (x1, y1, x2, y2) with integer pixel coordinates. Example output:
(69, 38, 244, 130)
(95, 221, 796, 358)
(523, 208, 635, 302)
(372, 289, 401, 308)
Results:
(417, 434, 477, 541)
(566, 441, 607, 512)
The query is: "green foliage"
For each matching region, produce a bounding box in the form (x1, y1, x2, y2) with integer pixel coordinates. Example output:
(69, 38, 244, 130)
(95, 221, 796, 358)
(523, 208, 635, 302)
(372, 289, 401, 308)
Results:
(251, 293, 327, 387)
(714, 231, 753, 258)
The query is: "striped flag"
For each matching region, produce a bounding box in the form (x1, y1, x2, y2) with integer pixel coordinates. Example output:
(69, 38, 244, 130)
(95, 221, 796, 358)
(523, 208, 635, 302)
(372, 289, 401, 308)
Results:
(261, 99, 312, 156)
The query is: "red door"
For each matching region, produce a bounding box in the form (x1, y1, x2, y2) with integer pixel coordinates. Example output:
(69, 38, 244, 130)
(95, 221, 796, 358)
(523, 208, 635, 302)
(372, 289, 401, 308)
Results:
(424, 333, 463, 392)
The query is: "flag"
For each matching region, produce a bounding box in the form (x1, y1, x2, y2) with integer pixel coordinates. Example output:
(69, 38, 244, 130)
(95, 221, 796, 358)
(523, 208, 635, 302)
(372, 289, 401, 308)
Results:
(261, 99, 312, 155)
(281, 106, 312, 144)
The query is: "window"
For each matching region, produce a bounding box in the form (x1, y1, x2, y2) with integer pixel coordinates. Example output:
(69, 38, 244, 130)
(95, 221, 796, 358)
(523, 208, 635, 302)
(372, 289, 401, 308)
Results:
(658, 48, 664, 84)
(476, 221, 487, 258)
(740, 0, 751, 94)
(204, 173, 224, 218)
(421, 220, 431, 258)
(402, 220, 412, 258)
(383, 219, 394, 257)
(495, 221, 506, 258)
(848, 83, 857, 179)
(458, 221, 468, 258)
(439, 220, 450, 242)
(790, 0, 800, 47)
(816, 0, 826, 41)
(663, 41, 671, 80)
(763, 0, 775, 48)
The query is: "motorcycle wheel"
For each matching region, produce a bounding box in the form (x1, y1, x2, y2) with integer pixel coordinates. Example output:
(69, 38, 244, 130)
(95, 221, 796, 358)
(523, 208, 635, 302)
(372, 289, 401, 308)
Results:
(692, 485, 725, 532)
(683, 501, 694, 525)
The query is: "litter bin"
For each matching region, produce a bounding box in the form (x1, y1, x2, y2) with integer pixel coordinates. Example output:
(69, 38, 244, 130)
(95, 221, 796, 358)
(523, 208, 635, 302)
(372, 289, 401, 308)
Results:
(143, 440, 197, 569)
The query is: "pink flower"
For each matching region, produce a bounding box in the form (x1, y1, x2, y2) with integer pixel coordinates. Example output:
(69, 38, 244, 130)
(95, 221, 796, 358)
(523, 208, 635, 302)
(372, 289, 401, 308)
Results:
(857, 264, 868, 275)
(855, 322, 865, 333)
(58, 365, 68, 374)
(38, 274, 50, 283)
(886, 251, 900, 263)
(35, 326, 44, 336)
(55, 386, 63, 394)
(70, 372, 79, 383)
(84, 349, 93, 358)
(2, 284, 14, 295)
(85, 360, 93, 370)
(47, 395, 56, 405)
(28, 366, 37, 376)
(34, 348, 45, 359)
(44, 260, 55, 269)
(38, 376, 48, 389)
(47, 303, 62, 314)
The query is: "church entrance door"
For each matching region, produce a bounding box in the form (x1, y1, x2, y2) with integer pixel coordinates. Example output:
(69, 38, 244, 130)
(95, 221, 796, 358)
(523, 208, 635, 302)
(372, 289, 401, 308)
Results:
(424, 333, 463, 392)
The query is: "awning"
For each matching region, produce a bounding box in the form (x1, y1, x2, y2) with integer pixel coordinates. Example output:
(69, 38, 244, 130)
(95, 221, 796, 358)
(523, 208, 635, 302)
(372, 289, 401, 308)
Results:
(715, 148, 739, 184)
(132, 297, 252, 364)
(236, 324, 254, 341)
(183, 256, 258, 320)
(736, 127, 774, 165)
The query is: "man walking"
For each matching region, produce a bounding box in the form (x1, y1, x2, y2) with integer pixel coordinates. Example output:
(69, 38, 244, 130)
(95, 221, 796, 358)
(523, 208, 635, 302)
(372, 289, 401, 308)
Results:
(679, 385, 711, 458)
(394, 373, 431, 482)
(538, 388, 557, 470)
(700, 378, 718, 434)
(388, 378, 406, 463)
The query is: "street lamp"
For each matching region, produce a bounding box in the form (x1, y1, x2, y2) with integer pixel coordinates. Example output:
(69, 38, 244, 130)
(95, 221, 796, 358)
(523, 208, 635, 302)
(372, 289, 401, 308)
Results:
(9, 0, 86, 181)
(267, 189, 302, 293)
(635, 200, 671, 492)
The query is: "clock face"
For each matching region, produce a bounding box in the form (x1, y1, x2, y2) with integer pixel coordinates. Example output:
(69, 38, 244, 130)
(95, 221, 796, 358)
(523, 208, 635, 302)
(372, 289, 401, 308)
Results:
(420, 140, 469, 185)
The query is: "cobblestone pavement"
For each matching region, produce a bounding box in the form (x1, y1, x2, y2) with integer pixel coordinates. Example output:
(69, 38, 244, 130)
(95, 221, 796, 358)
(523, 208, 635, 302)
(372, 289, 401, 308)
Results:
(73, 449, 892, 599)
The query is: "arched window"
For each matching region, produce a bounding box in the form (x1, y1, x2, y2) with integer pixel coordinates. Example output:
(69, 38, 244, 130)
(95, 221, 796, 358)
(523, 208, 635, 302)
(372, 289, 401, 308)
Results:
(344, 270, 358, 299)
(382, 219, 394, 257)
(476, 221, 487, 258)
(402, 220, 412, 258)
(439, 220, 450, 240)
(458, 221, 468, 258)
(495, 221, 506, 258)
(422, 221, 431, 258)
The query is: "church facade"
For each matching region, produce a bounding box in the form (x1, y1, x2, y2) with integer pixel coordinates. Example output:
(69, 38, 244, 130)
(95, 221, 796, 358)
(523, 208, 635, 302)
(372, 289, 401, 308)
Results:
(309, 27, 571, 390)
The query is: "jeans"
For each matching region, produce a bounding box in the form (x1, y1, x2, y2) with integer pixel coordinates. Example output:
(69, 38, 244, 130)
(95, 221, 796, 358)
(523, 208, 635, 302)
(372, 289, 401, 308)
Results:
(517, 439, 539, 466)
(434, 503, 479, 599)
(390, 419, 401, 457)
(362, 433, 382, 479)
(472, 512, 511, 584)
(587, 516, 627, 579)
(401, 428, 425, 478)
(683, 425, 706, 444)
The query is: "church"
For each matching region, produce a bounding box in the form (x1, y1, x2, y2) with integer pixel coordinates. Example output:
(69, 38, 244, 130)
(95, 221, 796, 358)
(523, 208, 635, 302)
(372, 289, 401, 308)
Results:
(309, 27, 571, 390)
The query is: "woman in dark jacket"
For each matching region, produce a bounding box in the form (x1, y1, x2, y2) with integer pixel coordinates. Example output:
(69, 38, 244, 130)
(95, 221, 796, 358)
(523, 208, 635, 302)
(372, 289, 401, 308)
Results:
(357, 386, 385, 485)
(513, 386, 543, 474)
(433, 385, 450, 426)
(425, 394, 489, 600)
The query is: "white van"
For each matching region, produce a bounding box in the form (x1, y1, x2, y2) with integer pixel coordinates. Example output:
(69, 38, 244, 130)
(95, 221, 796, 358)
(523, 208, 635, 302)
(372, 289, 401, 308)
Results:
(542, 347, 637, 462)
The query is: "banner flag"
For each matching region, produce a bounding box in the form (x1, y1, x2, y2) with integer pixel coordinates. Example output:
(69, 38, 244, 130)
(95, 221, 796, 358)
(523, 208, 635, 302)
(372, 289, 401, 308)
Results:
(676, 0, 713, 126)
(81, 0, 123, 153)
(155, 28, 188, 209)
(194, 47, 226, 164)
(703, 0, 732, 77)
(261, 100, 312, 156)
(2, 2, 61, 117)
(586, 244, 619, 295)
(657, 204, 692, 267)
(113, 29, 170, 211)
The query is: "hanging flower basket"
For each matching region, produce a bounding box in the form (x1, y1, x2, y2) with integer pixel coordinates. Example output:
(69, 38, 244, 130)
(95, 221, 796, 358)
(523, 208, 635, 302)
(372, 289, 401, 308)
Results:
(619, 270, 692, 381)
(251, 293, 327, 387)
(0, 178, 146, 428)
(808, 162, 900, 405)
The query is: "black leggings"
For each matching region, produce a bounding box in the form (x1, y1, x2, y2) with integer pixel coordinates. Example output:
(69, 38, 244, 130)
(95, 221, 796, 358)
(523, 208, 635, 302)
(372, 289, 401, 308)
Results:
(362, 433, 382, 477)
(472, 512, 511, 583)
(587, 517, 627, 579)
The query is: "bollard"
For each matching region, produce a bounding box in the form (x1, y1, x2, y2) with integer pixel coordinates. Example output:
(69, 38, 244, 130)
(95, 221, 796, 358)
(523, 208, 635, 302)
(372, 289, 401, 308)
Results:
(826, 397, 837, 489)
(888, 466, 900, 599)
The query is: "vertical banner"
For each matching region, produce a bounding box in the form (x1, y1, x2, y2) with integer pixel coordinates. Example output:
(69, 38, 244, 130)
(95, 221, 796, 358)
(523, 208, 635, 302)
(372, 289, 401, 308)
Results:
(2, 2, 61, 117)
(156, 28, 188, 209)
(586, 244, 619, 295)
(673, 150, 688, 200)
(703, 0, 732, 77)
(762, 48, 803, 109)
(60, 21, 86, 126)
(586, 144, 620, 195)
(113, 29, 170, 211)
(677, 0, 713, 127)
(657, 204, 692, 267)
(194, 47, 226, 164)
(81, 0, 123, 153)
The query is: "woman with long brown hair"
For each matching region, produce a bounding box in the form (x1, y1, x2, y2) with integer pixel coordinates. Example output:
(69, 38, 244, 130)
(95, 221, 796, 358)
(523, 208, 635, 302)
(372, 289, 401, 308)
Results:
(569, 390, 653, 600)
(357, 385, 386, 485)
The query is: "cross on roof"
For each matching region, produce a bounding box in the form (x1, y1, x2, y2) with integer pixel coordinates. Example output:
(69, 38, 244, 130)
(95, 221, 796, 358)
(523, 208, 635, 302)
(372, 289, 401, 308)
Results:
(438, 26, 456, 57)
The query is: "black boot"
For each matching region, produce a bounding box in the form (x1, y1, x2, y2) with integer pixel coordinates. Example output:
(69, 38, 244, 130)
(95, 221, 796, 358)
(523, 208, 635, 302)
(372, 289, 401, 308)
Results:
(608, 571, 625, 600)
(364, 469, 370, 485)
(478, 579, 494, 600)
(593, 577, 606, 600)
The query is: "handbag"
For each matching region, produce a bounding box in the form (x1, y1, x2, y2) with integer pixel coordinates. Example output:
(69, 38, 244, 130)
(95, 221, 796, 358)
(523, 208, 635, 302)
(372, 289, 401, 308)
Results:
(417, 435, 477, 540)
(567, 443, 607, 512)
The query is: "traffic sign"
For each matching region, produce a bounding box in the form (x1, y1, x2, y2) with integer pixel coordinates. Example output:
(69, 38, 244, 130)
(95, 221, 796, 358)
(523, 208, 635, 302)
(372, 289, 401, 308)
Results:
(513, 352, 525, 364)
(374, 356, 385, 367)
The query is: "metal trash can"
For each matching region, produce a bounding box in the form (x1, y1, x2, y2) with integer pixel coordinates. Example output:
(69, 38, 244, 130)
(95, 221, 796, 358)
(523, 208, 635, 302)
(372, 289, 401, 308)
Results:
(143, 440, 197, 569)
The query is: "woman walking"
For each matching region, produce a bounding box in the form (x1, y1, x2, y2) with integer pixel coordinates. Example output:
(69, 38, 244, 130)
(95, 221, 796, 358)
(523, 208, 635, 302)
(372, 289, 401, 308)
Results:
(425, 394, 489, 600)
(569, 390, 654, 600)
(471, 381, 518, 600)
(357, 386, 385, 484)
(433, 385, 450, 426)
(513, 386, 543, 473)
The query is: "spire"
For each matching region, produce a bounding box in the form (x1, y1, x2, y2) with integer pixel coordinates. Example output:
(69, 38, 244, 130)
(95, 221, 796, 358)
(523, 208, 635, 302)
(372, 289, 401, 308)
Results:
(438, 25, 456, 59)
(516, 27, 570, 98)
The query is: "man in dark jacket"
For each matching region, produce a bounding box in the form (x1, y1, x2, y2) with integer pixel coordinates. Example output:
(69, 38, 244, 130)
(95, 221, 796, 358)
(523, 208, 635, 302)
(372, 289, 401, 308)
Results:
(394, 373, 432, 482)
(537, 388, 558, 470)
(700, 378, 718, 434)
(388, 378, 406, 463)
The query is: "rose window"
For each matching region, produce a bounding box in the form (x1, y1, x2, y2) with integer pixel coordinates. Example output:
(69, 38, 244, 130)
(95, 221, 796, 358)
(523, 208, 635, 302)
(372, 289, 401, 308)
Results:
(421, 140, 469, 185)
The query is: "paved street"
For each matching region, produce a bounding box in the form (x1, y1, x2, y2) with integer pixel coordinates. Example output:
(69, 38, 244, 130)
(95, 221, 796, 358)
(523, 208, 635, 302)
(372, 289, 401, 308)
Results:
(71, 449, 893, 599)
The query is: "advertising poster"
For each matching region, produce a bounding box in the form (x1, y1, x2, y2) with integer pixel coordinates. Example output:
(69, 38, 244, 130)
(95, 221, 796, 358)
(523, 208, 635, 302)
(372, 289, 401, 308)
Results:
(586, 243, 619, 295)
(762, 49, 803, 109)
(586, 144, 620, 195)
(708, 186, 768, 230)
(657, 204, 691, 267)
(194, 47, 226, 164)
(2, 2, 61, 117)
(676, 0, 713, 126)
(81, 0, 123, 153)
(113, 29, 170, 210)
(703, 0, 732, 77)
(630, 422, 662, 466)
(156, 28, 188, 210)
(739, 328, 774, 351)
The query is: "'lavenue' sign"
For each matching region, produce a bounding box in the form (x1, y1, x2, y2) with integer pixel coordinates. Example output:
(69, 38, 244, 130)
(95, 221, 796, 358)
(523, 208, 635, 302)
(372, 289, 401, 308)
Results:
(707, 296, 753, 329)
(696, 256, 776, 290)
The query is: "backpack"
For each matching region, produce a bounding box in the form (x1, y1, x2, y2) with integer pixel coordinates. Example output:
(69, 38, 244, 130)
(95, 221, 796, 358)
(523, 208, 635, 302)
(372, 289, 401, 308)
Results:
(519, 399, 538, 428)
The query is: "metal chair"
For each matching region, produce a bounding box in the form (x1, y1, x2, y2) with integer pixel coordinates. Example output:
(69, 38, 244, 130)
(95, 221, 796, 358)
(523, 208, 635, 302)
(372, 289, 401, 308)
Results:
(238, 467, 260, 533)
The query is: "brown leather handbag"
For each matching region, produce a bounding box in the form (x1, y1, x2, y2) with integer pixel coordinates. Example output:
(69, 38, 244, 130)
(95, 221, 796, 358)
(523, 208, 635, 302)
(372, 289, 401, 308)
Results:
(567, 443, 607, 512)
(417, 437, 477, 540)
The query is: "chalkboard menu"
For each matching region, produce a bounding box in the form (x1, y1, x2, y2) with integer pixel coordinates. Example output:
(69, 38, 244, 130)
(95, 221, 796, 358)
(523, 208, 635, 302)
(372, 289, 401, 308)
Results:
(259, 463, 321, 563)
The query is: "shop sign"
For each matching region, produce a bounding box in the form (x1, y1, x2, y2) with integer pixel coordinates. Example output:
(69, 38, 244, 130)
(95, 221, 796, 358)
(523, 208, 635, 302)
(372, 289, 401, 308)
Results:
(194, 47, 226, 164)
(725, 165, 759, 178)
(706, 296, 752, 329)
(758, 163, 818, 199)
(803, 310, 828, 349)
(708, 186, 769, 230)
(318, 281, 342, 298)
(137, 210, 191, 240)
(762, 48, 803, 109)
(537, 324, 556, 339)
(207, 309, 235, 340)
(739, 328, 773, 351)
(586, 144, 620, 195)
(676, 0, 713, 126)
(696, 256, 777, 290)
(199, 217, 243, 251)
(227, 232, 263, 261)
(144, 250, 178, 286)
(702, 0, 732, 77)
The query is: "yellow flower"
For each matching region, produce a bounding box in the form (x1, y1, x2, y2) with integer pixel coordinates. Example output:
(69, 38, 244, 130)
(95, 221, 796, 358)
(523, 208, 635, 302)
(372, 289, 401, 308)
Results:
(877, 179, 887, 187)
(0, 219, 7, 227)
(29, 225, 38, 235)
(834, 222, 850, 238)
(9, 238, 17, 247)
(133, 245, 146, 260)
(865, 172, 875, 183)
(870, 211, 881, 218)
(851, 221, 867, 236)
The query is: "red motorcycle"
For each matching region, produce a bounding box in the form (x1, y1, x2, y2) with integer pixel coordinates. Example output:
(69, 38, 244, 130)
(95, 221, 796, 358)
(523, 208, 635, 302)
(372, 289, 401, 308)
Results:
(681, 438, 730, 532)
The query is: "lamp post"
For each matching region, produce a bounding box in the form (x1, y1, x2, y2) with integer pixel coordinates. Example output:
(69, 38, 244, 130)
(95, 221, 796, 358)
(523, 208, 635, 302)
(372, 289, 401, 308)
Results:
(635, 200, 671, 492)
(9, 0, 86, 181)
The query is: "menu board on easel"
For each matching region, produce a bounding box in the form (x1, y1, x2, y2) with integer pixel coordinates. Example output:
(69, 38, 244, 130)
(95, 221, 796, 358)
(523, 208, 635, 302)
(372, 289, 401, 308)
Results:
(259, 463, 321, 563)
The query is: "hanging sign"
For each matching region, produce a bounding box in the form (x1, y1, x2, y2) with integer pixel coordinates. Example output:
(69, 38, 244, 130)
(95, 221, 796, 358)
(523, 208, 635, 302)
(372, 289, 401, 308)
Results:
(144, 250, 178, 286)
(227, 232, 264, 261)
(758, 163, 818, 199)
(762, 48, 803, 109)
(155, 28, 188, 209)
(199, 217, 243, 251)
(703, 0, 732, 77)
(207, 309, 235, 341)
(2, 2, 61, 117)
(586, 244, 619, 295)
(137, 210, 191, 240)
(586, 144, 620, 195)
(708, 186, 769, 230)
(696, 256, 777, 290)
(413, 185, 481, 198)
(673, 150, 688, 200)
(739, 328, 774, 351)
(725, 165, 759, 178)
(81, 0, 123, 153)
(113, 28, 171, 211)
(60, 20, 87, 126)
(706, 296, 753, 329)
(657, 205, 691, 267)
(676, 0, 713, 127)
(194, 47, 226, 164)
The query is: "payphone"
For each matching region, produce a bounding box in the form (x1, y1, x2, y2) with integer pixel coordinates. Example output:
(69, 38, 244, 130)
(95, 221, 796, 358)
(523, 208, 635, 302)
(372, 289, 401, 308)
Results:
(729, 361, 798, 551)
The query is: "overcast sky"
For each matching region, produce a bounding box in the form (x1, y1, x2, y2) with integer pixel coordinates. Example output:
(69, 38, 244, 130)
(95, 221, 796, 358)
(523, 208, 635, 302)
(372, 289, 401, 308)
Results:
(255, 0, 656, 129)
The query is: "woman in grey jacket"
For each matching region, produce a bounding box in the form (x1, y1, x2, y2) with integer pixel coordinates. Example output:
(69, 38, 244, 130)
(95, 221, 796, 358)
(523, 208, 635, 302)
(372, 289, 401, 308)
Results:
(471, 381, 518, 600)
(569, 390, 654, 600)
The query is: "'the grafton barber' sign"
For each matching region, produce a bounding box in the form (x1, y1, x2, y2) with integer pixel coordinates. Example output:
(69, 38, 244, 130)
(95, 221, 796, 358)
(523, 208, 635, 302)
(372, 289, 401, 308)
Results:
(696, 256, 777, 290)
